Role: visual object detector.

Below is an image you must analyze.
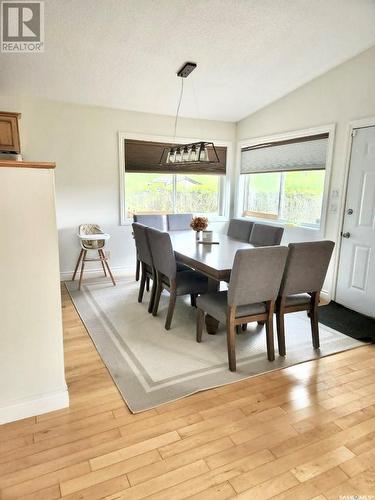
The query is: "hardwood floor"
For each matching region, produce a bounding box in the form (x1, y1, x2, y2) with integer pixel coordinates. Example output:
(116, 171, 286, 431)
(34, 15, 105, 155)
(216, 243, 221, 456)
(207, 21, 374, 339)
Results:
(0, 286, 374, 499)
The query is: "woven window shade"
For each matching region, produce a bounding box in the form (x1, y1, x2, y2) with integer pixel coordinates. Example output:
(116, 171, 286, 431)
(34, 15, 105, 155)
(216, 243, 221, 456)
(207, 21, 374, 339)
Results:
(125, 139, 227, 174)
(241, 133, 329, 174)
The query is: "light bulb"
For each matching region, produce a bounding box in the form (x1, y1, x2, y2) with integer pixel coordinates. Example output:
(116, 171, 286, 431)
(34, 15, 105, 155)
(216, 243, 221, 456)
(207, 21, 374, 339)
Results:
(182, 146, 189, 162)
(200, 145, 208, 161)
(189, 146, 197, 162)
(195, 143, 202, 161)
(175, 148, 182, 162)
(169, 148, 175, 163)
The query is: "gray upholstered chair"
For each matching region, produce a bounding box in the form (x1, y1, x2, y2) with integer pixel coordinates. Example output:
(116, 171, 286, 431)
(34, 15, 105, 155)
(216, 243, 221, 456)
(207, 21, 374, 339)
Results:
(249, 223, 284, 246)
(133, 214, 164, 230)
(227, 219, 254, 242)
(196, 246, 289, 371)
(147, 227, 208, 330)
(167, 213, 193, 231)
(133, 215, 164, 281)
(276, 241, 335, 356)
(132, 223, 156, 313)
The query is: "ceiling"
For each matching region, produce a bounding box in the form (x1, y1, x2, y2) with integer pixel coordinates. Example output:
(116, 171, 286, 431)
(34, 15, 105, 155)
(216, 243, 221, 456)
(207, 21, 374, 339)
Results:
(1, 0, 375, 122)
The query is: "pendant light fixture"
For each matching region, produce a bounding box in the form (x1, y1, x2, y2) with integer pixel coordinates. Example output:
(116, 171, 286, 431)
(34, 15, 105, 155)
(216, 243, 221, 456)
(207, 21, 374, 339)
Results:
(159, 62, 220, 166)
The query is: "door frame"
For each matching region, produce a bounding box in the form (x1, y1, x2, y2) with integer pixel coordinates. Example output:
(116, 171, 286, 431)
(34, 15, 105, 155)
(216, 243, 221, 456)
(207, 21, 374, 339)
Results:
(333, 116, 375, 302)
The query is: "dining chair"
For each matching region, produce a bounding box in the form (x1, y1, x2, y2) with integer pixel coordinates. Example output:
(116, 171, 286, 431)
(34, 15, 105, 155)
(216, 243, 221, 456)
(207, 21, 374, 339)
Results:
(227, 219, 254, 242)
(147, 227, 208, 330)
(132, 223, 156, 312)
(133, 214, 164, 281)
(72, 224, 116, 290)
(167, 213, 193, 231)
(249, 223, 284, 246)
(276, 240, 335, 356)
(196, 246, 289, 371)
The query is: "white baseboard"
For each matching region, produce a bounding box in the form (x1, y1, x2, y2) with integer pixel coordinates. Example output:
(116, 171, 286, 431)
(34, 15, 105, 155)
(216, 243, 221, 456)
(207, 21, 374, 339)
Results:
(320, 289, 331, 303)
(0, 388, 69, 425)
(60, 266, 133, 281)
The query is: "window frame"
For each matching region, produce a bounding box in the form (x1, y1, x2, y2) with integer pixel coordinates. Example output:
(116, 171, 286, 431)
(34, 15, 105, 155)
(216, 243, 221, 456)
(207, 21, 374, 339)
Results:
(118, 132, 233, 225)
(235, 124, 336, 236)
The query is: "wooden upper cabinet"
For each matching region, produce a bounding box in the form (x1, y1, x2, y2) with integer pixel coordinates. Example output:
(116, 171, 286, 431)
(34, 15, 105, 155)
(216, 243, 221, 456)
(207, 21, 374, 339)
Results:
(0, 111, 21, 153)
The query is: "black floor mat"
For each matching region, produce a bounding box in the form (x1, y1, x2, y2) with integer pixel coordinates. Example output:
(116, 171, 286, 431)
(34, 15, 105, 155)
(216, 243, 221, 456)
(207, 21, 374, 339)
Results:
(319, 301, 375, 343)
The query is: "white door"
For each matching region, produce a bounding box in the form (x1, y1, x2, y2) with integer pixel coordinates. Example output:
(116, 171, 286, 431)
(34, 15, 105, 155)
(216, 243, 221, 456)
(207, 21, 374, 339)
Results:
(336, 126, 375, 317)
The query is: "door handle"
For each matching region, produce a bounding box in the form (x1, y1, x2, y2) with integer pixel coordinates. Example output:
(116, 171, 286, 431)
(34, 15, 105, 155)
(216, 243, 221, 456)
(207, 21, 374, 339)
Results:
(342, 232, 351, 238)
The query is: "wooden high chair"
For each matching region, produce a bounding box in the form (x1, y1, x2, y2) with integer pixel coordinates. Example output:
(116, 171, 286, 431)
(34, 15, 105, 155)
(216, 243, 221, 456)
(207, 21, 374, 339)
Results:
(72, 224, 116, 289)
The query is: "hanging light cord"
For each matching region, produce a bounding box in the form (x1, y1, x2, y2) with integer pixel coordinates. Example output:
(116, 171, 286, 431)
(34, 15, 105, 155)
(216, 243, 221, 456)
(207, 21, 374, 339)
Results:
(173, 77, 184, 142)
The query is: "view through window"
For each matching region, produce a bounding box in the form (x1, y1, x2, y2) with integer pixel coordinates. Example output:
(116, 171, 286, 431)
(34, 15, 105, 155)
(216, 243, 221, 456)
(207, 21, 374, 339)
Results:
(125, 172, 221, 218)
(243, 170, 326, 228)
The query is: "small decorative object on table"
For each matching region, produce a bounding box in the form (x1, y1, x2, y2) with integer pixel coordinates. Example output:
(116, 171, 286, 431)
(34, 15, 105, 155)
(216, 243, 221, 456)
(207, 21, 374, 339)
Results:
(190, 216, 208, 241)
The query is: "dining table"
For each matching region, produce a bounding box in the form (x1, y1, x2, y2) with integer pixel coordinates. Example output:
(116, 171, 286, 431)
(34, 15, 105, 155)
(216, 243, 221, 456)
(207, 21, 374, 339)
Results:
(169, 231, 255, 334)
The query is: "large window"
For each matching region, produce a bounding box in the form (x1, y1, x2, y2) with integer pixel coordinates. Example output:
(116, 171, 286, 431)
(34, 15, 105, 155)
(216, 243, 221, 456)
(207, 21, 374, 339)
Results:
(240, 133, 329, 229)
(125, 172, 221, 218)
(243, 170, 326, 228)
(123, 139, 226, 219)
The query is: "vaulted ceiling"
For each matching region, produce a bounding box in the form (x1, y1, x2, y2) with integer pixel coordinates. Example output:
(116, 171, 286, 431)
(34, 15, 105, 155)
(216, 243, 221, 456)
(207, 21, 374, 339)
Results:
(1, 0, 375, 121)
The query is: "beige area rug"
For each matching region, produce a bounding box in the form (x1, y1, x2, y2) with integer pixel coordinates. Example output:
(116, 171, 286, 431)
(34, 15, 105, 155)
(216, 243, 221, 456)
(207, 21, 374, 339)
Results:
(66, 276, 363, 413)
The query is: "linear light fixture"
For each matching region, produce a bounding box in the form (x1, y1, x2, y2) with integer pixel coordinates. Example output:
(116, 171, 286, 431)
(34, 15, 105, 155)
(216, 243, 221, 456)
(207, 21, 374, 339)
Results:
(159, 62, 220, 167)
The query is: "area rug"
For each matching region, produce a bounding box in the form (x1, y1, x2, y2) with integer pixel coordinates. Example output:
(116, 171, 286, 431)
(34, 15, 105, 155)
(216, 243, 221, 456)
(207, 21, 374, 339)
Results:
(65, 276, 364, 413)
(319, 301, 375, 343)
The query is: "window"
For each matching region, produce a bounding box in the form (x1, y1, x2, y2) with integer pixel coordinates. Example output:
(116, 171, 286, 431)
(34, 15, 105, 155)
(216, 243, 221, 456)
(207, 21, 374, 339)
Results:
(124, 139, 226, 219)
(125, 172, 221, 217)
(243, 170, 326, 228)
(240, 133, 329, 229)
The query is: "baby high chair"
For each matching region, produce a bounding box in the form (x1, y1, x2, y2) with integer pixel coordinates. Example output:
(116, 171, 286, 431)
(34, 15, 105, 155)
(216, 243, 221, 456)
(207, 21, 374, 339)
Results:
(72, 224, 116, 289)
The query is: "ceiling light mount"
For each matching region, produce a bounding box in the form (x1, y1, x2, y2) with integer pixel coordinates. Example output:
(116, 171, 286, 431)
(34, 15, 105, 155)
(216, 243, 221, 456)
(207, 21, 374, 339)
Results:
(177, 62, 197, 78)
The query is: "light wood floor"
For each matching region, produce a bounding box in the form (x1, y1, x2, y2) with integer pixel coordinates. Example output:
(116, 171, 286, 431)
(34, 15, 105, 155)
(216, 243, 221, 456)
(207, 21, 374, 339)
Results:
(0, 287, 375, 500)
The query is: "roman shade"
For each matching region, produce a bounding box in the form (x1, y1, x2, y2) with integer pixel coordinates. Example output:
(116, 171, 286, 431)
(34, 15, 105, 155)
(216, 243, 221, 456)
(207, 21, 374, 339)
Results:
(241, 133, 329, 174)
(125, 139, 227, 174)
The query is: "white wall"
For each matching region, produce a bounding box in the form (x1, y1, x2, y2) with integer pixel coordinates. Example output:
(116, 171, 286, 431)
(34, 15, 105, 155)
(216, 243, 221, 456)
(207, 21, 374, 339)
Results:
(0, 96, 236, 279)
(0, 167, 68, 423)
(236, 45, 375, 298)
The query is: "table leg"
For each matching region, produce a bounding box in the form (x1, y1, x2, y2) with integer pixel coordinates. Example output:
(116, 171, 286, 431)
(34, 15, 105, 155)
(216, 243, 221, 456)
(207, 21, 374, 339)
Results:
(205, 277, 220, 335)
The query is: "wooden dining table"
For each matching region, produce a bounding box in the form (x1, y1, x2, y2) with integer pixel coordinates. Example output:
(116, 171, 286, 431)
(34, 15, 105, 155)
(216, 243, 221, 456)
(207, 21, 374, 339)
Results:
(169, 231, 254, 334)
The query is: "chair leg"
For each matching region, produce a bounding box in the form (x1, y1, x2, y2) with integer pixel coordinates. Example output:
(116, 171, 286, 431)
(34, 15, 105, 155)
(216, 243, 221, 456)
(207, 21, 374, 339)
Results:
(227, 307, 236, 371)
(310, 293, 320, 349)
(135, 258, 140, 281)
(190, 294, 197, 307)
(72, 249, 84, 281)
(241, 323, 247, 331)
(99, 250, 107, 277)
(276, 311, 286, 356)
(78, 250, 87, 290)
(148, 272, 157, 313)
(102, 252, 116, 286)
(265, 301, 275, 361)
(196, 308, 205, 342)
(165, 289, 177, 330)
(152, 274, 163, 316)
(257, 320, 266, 326)
(138, 263, 146, 303)
(146, 277, 150, 292)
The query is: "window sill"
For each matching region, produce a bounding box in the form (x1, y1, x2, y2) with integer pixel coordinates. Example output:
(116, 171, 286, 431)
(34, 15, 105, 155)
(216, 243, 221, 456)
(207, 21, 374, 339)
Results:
(238, 215, 322, 232)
